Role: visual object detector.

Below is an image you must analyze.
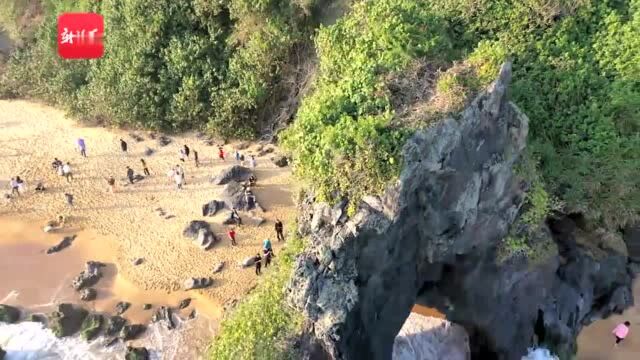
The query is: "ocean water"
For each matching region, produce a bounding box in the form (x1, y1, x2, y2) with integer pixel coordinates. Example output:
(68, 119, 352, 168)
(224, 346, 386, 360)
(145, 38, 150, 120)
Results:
(0, 314, 209, 360)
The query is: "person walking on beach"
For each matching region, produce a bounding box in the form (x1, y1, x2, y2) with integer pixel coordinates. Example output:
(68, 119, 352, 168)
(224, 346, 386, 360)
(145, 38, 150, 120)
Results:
(263, 238, 272, 252)
(175, 164, 186, 185)
(52, 158, 63, 171)
(106, 176, 116, 193)
(250, 155, 257, 169)
(264, 248, 274, 268)
(120, 139, 128, 153)
(613, 321, 631, 347)
(218, 146, 225, 161)
(62, 162, 73, 183)
(10, 178, 20, 196)
(64, 193, 74, 207)
(77, 138, 87, 158)
(254, 253, 262, 275)
(126, 166, 135, 184)
(179, 148, 187, 162)
(174, 170, 184, 190)
(275, 218, 284, 242)
(227, 228, 237, 246)
(193, 150, 199, 168)
(235, 150, 240, 162)
(140, 159, 150, 176)
(183, 145, 190, 158)
(15, 176, 25, 194)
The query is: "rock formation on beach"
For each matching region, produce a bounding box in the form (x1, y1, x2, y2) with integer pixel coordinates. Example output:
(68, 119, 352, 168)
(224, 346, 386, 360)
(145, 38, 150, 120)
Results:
(392, 313, 469, 360)
(0, 304, 20, 323)
(71, 261, 105, 291)
(211, 165, 253, 185)
(287, 63, 635, 360)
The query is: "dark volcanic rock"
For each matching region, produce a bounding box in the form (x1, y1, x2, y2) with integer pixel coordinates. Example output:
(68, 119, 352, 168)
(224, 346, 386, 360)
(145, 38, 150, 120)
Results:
(72, 261, 105, 290)
(271, 155, 289, 167)
(80, 288, 97, 301)
(80, 313, 103, 340)
(183, 277, 213, 290)
(48, 303, 88, 337)
(178, 298, 191, 309)
(120, 324, 146, 341)
(152, 306, 175, 330)
(46, 235, 76, 254)
(189, 309, 197, 319)
(125, 346, 150, 360)
(115, 301, 131, 315)
(143, 304, 152, 310)
(286, 63, 635, 360)
(133, 258, 144, 266)
(0, 304, 20, 323)
(202, 200, 224, 217)
(29, 313, 47, 324)
(183, 220, 211, 239)
(623, 225, 640, 262)
(105, 316, 127, 337)
(221, 181, 248, 210)
(183, 220, 217, 249)
(211, 165, 253, 185)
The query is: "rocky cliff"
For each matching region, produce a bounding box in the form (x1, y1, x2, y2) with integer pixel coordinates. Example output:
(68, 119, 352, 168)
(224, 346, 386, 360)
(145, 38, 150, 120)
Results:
(286, 63, 635, 360)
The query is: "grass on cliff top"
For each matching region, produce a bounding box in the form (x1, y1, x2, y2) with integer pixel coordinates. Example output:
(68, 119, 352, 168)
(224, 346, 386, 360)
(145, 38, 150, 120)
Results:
(208, 232, 306, 360)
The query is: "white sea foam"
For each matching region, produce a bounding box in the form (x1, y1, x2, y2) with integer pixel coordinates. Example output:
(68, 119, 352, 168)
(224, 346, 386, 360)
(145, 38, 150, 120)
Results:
(522, 347, 559, 360)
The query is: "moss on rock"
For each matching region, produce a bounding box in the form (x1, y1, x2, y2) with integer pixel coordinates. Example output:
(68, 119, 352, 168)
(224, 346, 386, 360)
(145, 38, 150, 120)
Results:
(48, 303, 88, 337)
(80, 313, 103, 341)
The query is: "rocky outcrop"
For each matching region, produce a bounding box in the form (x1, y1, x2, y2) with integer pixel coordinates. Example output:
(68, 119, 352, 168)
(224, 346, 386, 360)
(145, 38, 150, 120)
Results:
(221, 181, 248, 210)
(46, 235, 76, 254)
(0, 304, 20, 323)
(183, 277, 213, 290)
(120, 324, 146, 341)
(105, 315, 127, 337)
(126, 346, 150, 360)
(286, 63, 635, 360)
(80, 313, 103, 341)
(115, 301, 130, 315)
(202, 200, 225, 216)
(623, 225, 640, 262)
(183, 221, 217, 249)
(152, 306, 175, 330)
(72, 261, 105, 290)
(392, 313, 469, 360)
(80, 288, 97, 301)
(211, 165, 253, 185)
(49, 303, 88, 337)
(178, 298, 191, 309)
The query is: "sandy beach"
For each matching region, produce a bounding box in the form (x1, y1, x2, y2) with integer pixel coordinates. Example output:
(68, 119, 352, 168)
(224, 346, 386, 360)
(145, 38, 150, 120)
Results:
(0, 100, 297, 308)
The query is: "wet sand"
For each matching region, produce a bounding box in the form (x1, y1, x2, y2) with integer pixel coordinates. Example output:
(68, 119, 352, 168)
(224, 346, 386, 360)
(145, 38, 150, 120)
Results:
(0, 217, 221, 326)
(577, 279, 640, 360)
(0, 99, 297, 306)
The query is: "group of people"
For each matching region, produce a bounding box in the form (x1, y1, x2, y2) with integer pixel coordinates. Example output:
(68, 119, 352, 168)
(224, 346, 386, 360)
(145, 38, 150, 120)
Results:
(225, 218, 285, 276)
(52, 158, 73, 183)
(234, 149, 257, 169)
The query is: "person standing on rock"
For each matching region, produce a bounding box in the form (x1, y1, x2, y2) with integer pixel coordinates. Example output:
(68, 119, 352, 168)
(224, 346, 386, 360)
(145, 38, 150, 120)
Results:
(126, 166, 135, 184)
(183, 144, 190, 158)
(613, 321, 631, 347)
(227, 227, 237, 246)
(218, 146, 225, 161)
(120, 139, 128, 153)
(77, 138, 87, 158)
(62, 162, 73, 183)
(275, 218, 284, 242)
(140, 159, 150, 176)
(254, 253, 262, 275)
(193, 150, 199, 168)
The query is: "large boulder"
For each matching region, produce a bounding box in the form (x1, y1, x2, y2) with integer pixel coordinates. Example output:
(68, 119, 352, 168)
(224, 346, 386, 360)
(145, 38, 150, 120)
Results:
(196, 229, 217, 250)
(71, 261, 105, 291)
(151, 306, 175, 330)
(211, 165, 253, 185)
(80, 288, 97, 301)
(105, 316, 127, 337)
(120, 324, 146, 341)
(271, 155, 289, 167)
(183, 277, 213, 290)
(48, 303, 88, 337)
(0, 304, 20, 323)
(392, 313, 470, 360)
(80, 313, 103, 341)
(183, 220, 211, 239)
(125, 346, 150, 360)
(115, 301, 130, 315)
(46, 235, 76, 254)
(221, 181, 248, 210)
(202, 200, 225, 216)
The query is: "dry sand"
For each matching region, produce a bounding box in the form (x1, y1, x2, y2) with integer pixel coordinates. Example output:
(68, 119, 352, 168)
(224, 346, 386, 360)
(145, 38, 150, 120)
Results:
(0, 99, 297, 307)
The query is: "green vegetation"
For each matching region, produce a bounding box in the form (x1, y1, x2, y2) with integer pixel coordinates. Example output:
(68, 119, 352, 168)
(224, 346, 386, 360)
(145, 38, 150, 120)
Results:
(80, 313, 103, 341)
(209, 233, 306, 360)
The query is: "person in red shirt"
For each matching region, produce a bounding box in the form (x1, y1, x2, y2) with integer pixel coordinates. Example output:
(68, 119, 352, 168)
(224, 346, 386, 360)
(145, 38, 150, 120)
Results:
(218, 146, 225, 161)
(227, 228, 237, 246)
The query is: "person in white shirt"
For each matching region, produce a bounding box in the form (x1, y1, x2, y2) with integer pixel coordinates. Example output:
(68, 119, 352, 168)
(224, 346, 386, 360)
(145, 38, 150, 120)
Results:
(62, 163, 73, 183)
(250, 155, 257, 169)
(10, 178, 20, 196)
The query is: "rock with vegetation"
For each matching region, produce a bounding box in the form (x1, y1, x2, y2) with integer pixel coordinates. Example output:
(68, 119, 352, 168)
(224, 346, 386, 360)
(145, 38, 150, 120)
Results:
(0, 304, 20, 323)
(48, 304, 88, 337)
(105, 316, 127, 337)
(120, 324, 146, 341)
(287, 63, 634, 359)
(125, 346, 149, 360)
(211, 165, 253, 186)
(80, 313, 103, 341)
(71, 261, 104, 291)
